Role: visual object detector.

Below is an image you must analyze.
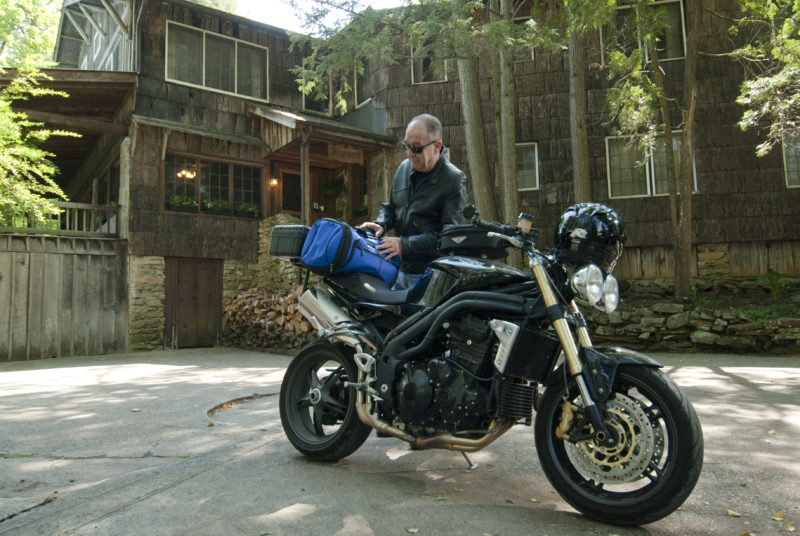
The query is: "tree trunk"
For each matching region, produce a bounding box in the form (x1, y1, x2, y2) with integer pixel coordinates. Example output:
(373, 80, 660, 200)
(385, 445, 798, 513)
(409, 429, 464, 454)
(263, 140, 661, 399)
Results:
(457, 55, 497, 220)
(676, 0, 701, 303)
(496, 0, 518, 227)
(568, 31, 591, 203)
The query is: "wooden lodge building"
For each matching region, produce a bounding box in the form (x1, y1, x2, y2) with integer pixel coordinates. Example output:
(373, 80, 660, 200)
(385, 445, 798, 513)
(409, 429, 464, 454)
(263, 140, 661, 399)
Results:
(0, 0, 798, 360)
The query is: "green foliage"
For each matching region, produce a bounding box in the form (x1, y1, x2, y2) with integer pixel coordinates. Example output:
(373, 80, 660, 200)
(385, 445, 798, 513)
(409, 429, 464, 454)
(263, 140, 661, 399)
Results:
(757, 270, 789, 299)
(0, 0, 60, 68)
(733, 0, 800, 156)
(0, 69, 75, 227)
(731, 303, 799, 322)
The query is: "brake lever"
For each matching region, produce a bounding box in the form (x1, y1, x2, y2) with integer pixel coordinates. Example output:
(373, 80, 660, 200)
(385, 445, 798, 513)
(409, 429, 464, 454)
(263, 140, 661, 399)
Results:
(487, 231, 524, 249)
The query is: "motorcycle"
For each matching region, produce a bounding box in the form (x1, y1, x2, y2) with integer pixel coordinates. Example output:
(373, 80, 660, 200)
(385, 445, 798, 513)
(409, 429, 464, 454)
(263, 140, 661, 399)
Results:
(274, 202, 703, 526)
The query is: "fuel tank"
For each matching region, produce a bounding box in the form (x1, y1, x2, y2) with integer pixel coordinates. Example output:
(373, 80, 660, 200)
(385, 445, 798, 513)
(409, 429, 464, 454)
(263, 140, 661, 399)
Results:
(417, 256, 531, 307)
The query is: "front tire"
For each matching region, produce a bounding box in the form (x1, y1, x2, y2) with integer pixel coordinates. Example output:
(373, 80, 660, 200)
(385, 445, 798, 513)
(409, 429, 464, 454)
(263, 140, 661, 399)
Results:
(534, 365, 703, 526)
(279, 341, 372, 462)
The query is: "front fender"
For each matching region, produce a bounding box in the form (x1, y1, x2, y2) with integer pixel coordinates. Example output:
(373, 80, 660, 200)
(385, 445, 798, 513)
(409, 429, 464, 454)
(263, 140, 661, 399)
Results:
(545, 346, 662, 403)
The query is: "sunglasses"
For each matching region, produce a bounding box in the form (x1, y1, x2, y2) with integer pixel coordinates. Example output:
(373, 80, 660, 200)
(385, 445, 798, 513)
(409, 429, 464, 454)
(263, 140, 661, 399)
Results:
(402, 139, 438, 154)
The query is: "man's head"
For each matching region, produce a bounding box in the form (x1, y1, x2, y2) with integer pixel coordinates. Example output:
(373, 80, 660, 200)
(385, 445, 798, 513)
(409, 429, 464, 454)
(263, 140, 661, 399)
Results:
(404, 114, 443, 173)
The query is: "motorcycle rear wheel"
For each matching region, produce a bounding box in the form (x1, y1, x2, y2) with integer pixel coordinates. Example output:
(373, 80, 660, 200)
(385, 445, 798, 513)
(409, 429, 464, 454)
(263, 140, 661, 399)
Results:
(534, 365, 703, 526)
(279, 341, 372, 462)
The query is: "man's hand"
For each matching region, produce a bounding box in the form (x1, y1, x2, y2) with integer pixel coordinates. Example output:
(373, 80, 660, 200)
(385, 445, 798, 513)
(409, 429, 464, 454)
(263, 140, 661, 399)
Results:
(358, 221, 384, 238)
(377, 237, 402, 260)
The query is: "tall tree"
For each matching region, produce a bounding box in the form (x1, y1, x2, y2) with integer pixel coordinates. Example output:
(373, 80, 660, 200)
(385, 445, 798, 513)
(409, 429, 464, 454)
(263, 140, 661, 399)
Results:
(0, 0, 74, 227)
(604, 0, 701, 302)
(0, 0, 60, 68)
(733, 0, 800, 156)
(188, 0, 239, 15)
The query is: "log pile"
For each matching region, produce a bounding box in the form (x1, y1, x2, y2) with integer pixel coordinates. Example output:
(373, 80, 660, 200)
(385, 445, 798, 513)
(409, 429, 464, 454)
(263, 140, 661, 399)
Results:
(224, 286, 316, 349)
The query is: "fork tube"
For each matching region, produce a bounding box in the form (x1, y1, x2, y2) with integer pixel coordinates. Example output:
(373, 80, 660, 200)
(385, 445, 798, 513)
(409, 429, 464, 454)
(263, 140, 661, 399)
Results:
(529, 256, 582, 376)
(569, 301, 594, 348)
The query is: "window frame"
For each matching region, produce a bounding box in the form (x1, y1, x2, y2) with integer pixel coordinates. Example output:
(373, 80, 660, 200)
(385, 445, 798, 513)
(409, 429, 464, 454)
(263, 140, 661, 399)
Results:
(410, 42, 447, 85)
(605, 134, 697, 200)
(163, 152, 264, 218)
(354, 66, 372, 109)
(515, 142, 540, 192)
(165, 20, 270, 102)
(783, 134, 800, 188)
(602, 0, 687, 64)
(302, 72, 333, 116)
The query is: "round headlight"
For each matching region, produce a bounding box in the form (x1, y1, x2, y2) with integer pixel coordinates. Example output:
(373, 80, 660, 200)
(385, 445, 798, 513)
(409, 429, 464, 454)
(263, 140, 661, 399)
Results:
(570, 264, 604, 305)
(600, 274, 619, 313)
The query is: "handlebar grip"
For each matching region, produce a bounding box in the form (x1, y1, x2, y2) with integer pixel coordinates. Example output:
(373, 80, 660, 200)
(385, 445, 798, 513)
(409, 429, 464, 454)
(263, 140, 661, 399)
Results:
(474, 218, 515, 236)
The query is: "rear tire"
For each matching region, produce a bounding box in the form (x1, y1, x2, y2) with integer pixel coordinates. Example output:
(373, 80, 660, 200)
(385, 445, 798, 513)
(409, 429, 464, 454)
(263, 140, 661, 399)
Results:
(279, 341, 372, 462)
(534, 365, 703, 525)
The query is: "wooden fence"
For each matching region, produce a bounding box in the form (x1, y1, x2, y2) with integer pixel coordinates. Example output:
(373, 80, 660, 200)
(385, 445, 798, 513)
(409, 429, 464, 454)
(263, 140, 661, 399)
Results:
(0, 201, 119, 238)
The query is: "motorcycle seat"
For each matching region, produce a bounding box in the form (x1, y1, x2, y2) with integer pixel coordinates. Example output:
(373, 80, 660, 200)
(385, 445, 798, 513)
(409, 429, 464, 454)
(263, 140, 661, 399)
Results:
(329, 273, 411, 305)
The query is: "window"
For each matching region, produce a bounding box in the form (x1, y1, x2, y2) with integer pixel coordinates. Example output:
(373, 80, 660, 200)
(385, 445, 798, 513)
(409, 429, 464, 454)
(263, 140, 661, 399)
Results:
(512, 1, 535, 63)
(164, 154, 262, 217)
(302, 73, 332, 115)
(166, 21, 269, 101)
(606, 135, 695, 199)
(355, 66, 372, 108)
(603, 0, 685, 63)
(784, 134, 800, 188)
(411, 41, 446, 84)
(516, 143, 539, 191)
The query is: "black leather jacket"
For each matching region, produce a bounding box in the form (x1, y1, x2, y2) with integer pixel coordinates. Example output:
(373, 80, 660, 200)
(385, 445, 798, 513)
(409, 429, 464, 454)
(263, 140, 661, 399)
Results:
(376, 155, 468, 273)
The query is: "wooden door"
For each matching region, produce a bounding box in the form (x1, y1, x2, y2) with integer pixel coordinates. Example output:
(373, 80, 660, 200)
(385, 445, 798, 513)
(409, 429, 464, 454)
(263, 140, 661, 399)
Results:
(165, 258, 222, 348)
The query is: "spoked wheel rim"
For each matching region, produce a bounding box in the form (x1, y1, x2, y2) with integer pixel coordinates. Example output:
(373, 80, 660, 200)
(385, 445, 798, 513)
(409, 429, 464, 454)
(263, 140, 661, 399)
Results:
(545, 371, 677, 503)
(285, 356, 353, 444)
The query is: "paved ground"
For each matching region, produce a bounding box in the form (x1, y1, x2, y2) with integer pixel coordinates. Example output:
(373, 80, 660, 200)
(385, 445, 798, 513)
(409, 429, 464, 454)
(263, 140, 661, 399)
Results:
(0, 347, 798, 536)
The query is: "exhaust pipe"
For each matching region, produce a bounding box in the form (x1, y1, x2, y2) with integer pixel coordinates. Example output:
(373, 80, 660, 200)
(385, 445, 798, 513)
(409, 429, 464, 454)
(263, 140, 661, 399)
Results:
(298, 289, 354, 334)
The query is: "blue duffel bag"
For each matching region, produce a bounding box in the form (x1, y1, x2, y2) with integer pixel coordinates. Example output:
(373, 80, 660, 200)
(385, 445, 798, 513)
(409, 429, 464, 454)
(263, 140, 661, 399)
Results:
(300, 218, 400, 286)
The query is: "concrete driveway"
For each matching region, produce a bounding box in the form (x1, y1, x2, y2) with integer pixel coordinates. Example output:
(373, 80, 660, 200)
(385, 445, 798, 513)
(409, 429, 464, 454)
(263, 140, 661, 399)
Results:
(0, 348, 798, 535)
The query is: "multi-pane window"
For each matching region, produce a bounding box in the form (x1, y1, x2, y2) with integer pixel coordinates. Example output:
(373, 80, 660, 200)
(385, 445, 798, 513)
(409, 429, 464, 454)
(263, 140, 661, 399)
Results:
(603, 0, 685, 63)
(512, 1, 535, 62)
(516, 143, 539, 191)
(784, 134, 800, 187)
(606, 135, 695, 199)
(166, 21, 269, 101)
(164, 154, 262, 218)
(411, 41, 446, 84)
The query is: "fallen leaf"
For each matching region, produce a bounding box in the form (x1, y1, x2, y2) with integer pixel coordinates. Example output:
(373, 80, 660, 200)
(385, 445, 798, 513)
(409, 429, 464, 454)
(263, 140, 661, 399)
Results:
(530, 498, 540, 503)
(436, 497, 447, 501)
(406, 529, 419, 534)
(787, 522, 795, 532)
(727, 510, 742, 517)
(768, 429, 777, 435)
(453, 488, 463, 493)
(775, 513, 786, 521)
(739, 533, 751, 536)
(506, 498, 516, 504)
(207, 422, 214, 427)
(131, 408, 142, 413)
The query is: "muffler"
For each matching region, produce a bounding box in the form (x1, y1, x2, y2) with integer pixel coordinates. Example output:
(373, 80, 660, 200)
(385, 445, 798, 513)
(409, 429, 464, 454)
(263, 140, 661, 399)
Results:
(298, 289, 354, 334)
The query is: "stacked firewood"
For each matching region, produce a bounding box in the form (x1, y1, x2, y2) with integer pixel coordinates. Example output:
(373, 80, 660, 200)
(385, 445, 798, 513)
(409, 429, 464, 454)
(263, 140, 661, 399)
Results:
(224, 286, 316, 349)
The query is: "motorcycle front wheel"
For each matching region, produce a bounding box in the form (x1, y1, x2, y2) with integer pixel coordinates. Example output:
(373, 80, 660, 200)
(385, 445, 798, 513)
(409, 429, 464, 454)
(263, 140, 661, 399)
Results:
(279, 341, 372, 462)
(534, 365, 703, 526)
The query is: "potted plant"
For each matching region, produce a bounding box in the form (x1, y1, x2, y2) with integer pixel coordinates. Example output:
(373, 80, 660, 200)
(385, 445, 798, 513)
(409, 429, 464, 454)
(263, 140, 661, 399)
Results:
(202, 198, 231, 215)
(168, 194, 198, 212)
(234, 202, 260, 218)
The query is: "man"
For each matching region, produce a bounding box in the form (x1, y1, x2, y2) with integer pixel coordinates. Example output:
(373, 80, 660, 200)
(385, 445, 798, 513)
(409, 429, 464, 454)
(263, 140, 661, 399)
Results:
(359, 114, 468, 289)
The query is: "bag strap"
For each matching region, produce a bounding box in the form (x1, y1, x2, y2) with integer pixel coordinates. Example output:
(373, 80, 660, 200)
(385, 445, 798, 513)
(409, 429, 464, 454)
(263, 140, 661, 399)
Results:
(326, 218, 354, 272)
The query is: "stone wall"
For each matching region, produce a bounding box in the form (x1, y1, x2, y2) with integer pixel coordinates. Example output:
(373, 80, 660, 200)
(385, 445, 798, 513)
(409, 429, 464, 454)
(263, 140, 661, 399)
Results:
(128, 255, 165, 351)
(258, 213, 314, 292)
(585, 278, 800, 354)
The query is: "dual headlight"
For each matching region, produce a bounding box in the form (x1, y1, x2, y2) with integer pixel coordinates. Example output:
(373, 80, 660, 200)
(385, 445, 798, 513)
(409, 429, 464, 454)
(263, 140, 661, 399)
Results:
(569, 264, 619, 313)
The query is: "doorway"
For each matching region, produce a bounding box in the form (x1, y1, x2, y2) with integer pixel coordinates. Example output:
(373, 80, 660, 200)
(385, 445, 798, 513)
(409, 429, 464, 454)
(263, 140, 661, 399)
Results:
(165, 257, 223, 348)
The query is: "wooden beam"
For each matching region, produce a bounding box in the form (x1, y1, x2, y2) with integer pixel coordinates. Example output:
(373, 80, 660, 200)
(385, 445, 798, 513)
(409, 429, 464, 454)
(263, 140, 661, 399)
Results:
(99, 0, 130, 39)
(64, 9, 90, 42)
(21, 109, 129, 135)
(78, 3, 106, 38)
(247, 103, 304, 129)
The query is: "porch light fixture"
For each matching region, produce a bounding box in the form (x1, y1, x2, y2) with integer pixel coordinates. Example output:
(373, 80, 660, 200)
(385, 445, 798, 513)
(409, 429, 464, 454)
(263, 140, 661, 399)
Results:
(269, 178, 279, 187)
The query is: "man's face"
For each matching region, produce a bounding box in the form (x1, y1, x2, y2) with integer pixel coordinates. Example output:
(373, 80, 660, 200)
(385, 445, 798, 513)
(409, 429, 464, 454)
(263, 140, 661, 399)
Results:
(404, 122, 441, 173)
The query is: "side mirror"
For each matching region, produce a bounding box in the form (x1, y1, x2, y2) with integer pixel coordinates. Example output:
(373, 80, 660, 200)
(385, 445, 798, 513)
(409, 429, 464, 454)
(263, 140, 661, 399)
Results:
(462, 204, 477, 220)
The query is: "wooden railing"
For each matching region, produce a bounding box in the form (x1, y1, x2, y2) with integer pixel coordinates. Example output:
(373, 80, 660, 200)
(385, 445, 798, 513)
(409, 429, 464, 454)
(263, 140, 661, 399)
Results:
(0, 201, 119, 238)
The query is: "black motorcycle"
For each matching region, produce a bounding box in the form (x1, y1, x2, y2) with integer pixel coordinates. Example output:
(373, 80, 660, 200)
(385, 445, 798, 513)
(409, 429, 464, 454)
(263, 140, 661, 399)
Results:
(272, 203, 703, 526)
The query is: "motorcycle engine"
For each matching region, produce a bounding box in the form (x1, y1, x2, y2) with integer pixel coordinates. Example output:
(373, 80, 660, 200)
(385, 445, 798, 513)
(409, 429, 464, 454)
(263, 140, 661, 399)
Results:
(396, 314, 495, 432)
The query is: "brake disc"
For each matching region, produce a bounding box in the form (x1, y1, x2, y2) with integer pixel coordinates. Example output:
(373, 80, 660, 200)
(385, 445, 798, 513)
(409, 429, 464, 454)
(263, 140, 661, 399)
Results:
(564, 392, 661, 484)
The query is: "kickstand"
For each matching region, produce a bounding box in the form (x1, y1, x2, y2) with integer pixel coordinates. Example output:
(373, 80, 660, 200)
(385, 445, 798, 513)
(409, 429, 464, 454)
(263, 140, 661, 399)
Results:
(461, 451, 478, 470)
